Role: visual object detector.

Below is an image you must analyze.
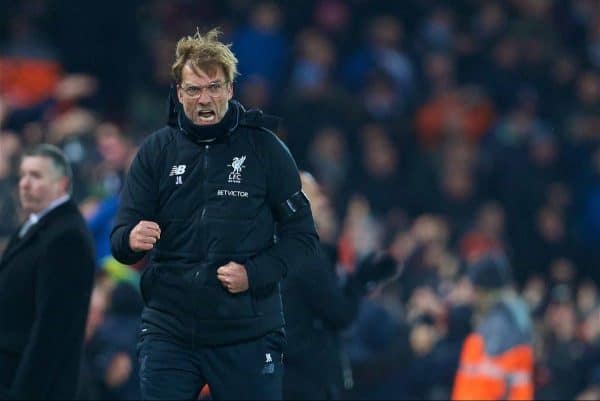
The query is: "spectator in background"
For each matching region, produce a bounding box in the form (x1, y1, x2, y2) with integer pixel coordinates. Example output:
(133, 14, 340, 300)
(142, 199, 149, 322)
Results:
(238, 74, 272, 110)
(472, 36, 522, 113)
(87, 123, 137, 269)
(306, 125, 351, 204)
(343, 280, 413, 400)
(459, 201, 507, 263)
(282, 171, 398, 400)
(79, 281, 111, 400)
(527, 207, 575, 279)
(311, 0, 353, 55)
(452, 252, 534, 401)
(403, 283, 472, 400)
(88, 282, 143, 400)
(522, 274, 548, 318)
(536, 290, 585, 400)
(545, 53, 580, 122)
(343, 15, 414, 99)
(232, 1, 288, 91)
(0, 132, 22, 250)
(418, 5, 457, 54)
(337, 194, 385, 271)
(576, 304, 600, 400)
(0, 12, 61, 113)
(355, 123, 409, 219)
(282, 27, 360, 167)
(415, 79, 496, 151)
(580, 147, 600, 278)
(470, 2, 508, 52)
(0, 144, 95, 399)
(433, 141, 481, 239)
(360, 70, 409, 122)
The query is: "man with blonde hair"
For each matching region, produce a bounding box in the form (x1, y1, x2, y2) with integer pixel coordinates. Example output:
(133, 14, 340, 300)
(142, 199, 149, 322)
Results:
(111, 28, 318, 400)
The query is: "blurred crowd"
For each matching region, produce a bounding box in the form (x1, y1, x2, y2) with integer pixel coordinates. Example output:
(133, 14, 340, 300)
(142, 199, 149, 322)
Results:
(1, 0, 600, 399)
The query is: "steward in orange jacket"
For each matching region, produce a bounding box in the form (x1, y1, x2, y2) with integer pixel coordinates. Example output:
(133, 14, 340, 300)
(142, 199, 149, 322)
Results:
(452, 253, 534, 401)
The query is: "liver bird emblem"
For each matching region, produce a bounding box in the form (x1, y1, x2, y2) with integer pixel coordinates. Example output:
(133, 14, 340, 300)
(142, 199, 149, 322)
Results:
(231, 156, 246, 174)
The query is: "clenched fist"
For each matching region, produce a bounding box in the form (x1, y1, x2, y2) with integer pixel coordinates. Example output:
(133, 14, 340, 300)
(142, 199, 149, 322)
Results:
(217, 262, 249, 293)
(129, 220, 161, 252)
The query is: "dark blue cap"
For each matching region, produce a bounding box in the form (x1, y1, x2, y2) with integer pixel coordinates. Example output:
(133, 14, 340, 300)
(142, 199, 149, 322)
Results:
(467, 252, 512, 289)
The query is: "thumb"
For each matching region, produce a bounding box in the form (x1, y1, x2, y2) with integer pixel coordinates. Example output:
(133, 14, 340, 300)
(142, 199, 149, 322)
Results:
(218, 264, 233, 274)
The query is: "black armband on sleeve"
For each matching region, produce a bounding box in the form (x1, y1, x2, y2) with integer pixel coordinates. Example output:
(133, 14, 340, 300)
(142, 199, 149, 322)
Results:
(273, 191, 310, 222)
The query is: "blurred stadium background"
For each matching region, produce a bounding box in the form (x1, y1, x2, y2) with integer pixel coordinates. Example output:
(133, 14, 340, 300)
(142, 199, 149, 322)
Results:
(1, 0, 600, 399)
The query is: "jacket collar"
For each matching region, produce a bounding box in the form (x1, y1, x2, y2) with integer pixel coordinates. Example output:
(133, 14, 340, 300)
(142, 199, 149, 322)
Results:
(25, 194, 70, 228)
(176, 100, 242, 144)
(0, 200, 78, 267)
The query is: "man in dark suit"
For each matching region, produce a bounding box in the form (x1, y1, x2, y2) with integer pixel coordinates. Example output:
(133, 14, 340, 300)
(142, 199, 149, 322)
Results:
(0, 144, 95, 400)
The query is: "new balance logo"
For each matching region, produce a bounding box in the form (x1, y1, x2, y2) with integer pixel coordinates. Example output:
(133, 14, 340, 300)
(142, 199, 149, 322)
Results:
(169, 165, 186, 185)
(265, 353, 272, 363)
(170, 165, 186, 176)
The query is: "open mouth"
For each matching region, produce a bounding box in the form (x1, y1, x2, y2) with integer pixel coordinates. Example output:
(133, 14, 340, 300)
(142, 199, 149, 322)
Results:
(197, 110, 216, 122)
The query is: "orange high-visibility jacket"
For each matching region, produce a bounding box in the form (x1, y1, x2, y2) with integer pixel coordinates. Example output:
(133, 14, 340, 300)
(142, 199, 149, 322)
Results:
(452, 297, 534, 401)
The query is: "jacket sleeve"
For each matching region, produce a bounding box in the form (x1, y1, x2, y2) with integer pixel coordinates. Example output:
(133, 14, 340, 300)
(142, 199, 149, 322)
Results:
(295, 246, 361, 330)
(245, 131, 319, 291)
(110, 141, 159, 265)
(12, 229, 94, 399)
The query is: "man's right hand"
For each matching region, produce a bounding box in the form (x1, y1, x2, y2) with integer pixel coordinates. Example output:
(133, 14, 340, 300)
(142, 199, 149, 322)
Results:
(129, 220, 161, 252)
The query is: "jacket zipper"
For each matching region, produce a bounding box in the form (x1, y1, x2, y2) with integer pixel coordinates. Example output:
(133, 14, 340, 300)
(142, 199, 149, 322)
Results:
(198, 143, 210, 275)
(193, 143, 210, 344)
(196, 143, 258, 317)
(201, 144, 209, 224)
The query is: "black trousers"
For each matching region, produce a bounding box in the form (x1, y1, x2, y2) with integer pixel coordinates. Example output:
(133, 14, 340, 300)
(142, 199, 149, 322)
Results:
(137, 331, 284, 400)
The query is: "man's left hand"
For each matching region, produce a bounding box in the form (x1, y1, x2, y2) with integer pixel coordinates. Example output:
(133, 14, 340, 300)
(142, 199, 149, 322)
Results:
(217, 261, 249, 293)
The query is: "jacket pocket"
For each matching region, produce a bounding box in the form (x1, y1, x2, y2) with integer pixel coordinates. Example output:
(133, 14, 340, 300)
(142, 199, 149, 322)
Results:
(195, 280, 257, 320)
(149, 265, 195, 316)
(205, 251, 260, 317)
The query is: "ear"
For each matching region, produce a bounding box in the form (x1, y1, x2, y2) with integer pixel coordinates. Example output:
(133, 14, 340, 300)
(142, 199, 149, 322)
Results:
(58, 175, 70, 195)
(177, 85, 185, 104)
(52, 177, 69, 197)
(227, 82, 233, 101)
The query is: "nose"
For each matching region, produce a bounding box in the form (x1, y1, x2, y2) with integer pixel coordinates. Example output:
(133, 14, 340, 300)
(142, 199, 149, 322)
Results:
(19, 175, 30, 190)
(196, 89, 212, 104)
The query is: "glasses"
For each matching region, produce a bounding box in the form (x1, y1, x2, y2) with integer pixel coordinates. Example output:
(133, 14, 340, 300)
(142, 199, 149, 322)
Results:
(179, 81, 229, 98)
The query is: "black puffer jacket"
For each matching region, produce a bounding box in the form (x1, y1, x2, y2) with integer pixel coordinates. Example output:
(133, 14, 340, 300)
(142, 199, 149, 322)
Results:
(110, 100, 318, 346)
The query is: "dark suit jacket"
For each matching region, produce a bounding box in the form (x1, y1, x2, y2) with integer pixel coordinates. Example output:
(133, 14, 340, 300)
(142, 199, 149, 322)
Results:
(0, 200, 95, 400)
